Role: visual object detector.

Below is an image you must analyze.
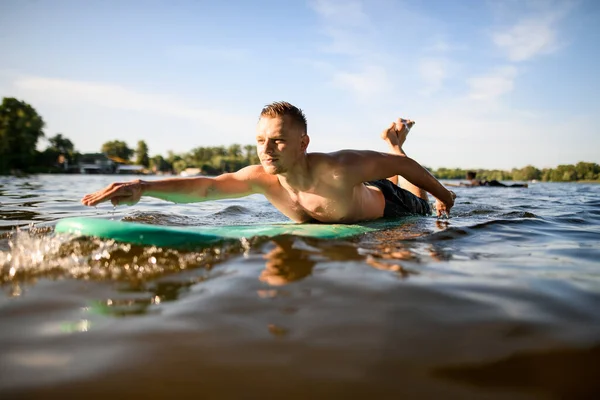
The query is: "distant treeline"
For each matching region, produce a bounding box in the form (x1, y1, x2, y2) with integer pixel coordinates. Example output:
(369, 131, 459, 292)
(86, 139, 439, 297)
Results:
(1, 96, 598, 181)
(158, 145, 260, 175)
(430, 163, 600, 182)
(0, 96, 258, 175)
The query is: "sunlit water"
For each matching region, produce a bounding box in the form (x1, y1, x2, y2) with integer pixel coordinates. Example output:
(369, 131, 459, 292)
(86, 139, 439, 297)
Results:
(1, 174, 599, 398)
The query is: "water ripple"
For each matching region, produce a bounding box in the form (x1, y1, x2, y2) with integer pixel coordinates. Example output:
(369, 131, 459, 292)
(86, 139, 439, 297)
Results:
(1, 176, 600, 398)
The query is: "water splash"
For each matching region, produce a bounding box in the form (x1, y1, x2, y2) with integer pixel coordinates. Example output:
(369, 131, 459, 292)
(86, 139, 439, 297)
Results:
(0, 226, 248, 284)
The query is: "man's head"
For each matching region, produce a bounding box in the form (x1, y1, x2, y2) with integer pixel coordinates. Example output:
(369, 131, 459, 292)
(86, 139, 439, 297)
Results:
(256, 101, 309, 174)
(466, 171, 477, 180)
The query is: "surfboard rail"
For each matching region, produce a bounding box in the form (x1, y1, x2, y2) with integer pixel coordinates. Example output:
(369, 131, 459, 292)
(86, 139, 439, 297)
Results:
(54, 216, 413, 248)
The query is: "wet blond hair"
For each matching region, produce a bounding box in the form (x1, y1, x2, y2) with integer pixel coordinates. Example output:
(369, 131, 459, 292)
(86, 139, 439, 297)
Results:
(260, 101, 307, 134)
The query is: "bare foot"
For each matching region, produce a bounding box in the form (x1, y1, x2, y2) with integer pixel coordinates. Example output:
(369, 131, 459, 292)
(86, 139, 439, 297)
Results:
(381, 118, 415, 148)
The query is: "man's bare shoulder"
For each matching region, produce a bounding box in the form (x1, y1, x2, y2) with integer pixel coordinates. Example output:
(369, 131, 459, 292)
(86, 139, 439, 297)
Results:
(307, 150, 383, 170)
(306, 151, 343, 168)
(306, 151, 368, 184)
(306, 150, 394, 187)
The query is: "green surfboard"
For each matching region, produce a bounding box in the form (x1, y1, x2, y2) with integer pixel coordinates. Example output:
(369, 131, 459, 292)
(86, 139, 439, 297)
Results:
(54, 217, 412, 248)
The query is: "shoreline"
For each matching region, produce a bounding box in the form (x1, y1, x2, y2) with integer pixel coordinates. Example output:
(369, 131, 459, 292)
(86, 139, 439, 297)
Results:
(3, 172, 600, 184)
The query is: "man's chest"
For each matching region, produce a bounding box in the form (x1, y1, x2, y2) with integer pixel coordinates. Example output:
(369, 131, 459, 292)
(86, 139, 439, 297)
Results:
(265, 184, 356, 222)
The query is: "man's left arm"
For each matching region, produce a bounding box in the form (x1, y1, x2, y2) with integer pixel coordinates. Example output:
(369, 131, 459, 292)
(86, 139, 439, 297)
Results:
(335, 150, 455, 210)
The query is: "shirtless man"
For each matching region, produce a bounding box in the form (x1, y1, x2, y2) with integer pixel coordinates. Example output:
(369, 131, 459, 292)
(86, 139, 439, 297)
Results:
(460, 171, 528, 188)
(82, 102, 456, 222)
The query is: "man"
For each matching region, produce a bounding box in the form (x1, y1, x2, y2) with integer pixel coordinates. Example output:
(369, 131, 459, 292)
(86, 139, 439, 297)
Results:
(82, 101, 456, 223)
(461, 171, 528, 188)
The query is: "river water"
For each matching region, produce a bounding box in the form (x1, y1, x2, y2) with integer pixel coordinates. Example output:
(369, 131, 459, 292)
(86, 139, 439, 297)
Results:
(1, 174, 599, 398)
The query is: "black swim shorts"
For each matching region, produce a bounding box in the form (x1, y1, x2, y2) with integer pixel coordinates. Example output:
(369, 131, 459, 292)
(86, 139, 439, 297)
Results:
(364, 179, 432, 218)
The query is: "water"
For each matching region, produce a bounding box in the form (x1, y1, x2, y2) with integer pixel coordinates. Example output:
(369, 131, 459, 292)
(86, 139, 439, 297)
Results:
(1, 174, 599, 398)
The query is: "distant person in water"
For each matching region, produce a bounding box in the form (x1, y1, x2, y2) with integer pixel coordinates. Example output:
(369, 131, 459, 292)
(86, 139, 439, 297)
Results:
(461, 171, 528, 188)
(82, 101, 456, 222)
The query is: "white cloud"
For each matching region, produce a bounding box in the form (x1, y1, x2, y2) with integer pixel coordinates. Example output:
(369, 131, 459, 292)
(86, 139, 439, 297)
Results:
(308, 0, 390, 99)
(310, 0, 368, 27)
(331, 65, 388, 99)
(417, 105, 599, 169)
(166, 45, 249, 62)
(309, 0, 374, 57)
(318, 27, 372, 56)
(493, 18, 559, 61)
(491, 1, 574, 62)
(424, 39, 452, 53)
(423, 37, 468, 54)
(467, 66, 518, 100)
(419, 58, 447, 95)
(13, 76, 254, 130)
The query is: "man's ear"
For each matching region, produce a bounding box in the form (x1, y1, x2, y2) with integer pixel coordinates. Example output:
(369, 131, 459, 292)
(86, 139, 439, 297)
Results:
(301, 134, 310, 152)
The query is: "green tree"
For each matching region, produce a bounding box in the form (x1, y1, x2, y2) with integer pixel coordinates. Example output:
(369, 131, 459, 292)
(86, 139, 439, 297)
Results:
(521, 165, 541, 181)
(550, 164, 577, 181)
(214, 146, 227, 157)
(47, 133, 76, 162)
(0, 97, 45, 173)
(244, 144, 257, 163)
(541, 168, 553, 182)
(172, 159, 187, 174)
(191, 147, 206, 164)
(511, 165, 540, 181)
(48, 133, 74, 155)
(35, 134, 74, 171)
(135, 140, 150, 167)
(575, 162, 600, 181)
(227, 144, 242, 160)
(150, 155, 171, 172)
(101, 140, 134, 161)
(166, 150, 182, 166)
(433, 168, 466, 179)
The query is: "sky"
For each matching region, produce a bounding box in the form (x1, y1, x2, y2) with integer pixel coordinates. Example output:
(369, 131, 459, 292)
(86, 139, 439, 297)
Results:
(1, 0, 599, 169)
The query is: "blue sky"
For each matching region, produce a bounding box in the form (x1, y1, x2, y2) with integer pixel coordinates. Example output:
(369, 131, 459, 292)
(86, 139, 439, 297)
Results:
(1, 0, 598, 169)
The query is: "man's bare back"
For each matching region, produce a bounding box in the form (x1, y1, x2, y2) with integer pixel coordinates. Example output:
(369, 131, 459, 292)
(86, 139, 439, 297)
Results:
(81, 102, 455, 222)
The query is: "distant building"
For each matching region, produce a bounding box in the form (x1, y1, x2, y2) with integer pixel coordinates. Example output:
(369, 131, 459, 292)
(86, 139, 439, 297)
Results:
(78, 153, 116, 174)
(78, 153, 147, 174)
(116, 165, 145, 174)
(106, 155, 129, 164)
(180, 168, 202, 177)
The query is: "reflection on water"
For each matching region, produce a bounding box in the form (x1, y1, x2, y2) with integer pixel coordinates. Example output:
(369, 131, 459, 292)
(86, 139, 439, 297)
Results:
(0, 208, 41, 222)
(260, 237, 317, 285)
(1, 224, 450, 287)
(1, 175, 600, 398)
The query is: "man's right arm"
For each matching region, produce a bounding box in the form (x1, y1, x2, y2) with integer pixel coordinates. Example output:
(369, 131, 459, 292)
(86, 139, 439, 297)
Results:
(81, 165, 265, 207)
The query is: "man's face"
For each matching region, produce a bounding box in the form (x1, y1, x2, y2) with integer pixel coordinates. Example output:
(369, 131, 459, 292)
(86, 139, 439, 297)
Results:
(256, 116, 308, 174)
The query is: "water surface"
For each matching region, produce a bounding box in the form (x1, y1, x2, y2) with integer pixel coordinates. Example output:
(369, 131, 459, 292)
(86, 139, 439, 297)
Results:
(1, 175, 599, 398)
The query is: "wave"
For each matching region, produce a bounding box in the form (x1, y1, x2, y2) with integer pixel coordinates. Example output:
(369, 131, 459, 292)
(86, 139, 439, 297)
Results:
(0, 228, 249, 284)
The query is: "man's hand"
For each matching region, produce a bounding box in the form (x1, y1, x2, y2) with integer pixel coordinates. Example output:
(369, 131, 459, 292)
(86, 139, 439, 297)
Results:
(435, 190, 456, 218)
(81, 180, 144, 207)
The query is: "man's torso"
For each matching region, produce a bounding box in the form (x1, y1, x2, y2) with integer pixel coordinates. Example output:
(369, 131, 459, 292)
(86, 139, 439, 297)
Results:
(250, 154, 386, 223)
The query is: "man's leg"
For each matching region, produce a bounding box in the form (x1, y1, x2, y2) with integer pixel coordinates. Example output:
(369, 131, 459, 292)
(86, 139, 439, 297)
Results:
(381, 119, 429, 201)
